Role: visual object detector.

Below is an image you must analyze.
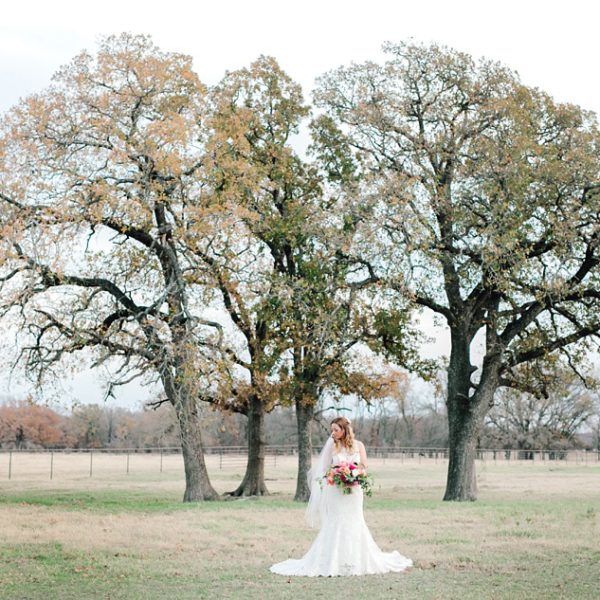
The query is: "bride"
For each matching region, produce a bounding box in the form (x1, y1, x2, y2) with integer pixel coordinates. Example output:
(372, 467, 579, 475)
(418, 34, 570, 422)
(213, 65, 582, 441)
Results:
(270, 416, 413, 577)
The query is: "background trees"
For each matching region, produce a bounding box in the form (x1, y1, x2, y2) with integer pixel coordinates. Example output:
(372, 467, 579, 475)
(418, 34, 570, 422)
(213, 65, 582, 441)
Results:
(483, 363, 598, 450)
(3, 392, 597, 452)
(0, 399, 69, 448)
(1, 36, 599, 504)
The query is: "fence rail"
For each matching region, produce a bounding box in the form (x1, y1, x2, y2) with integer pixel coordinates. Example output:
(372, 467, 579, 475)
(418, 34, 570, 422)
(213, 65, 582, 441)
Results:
(1, 445, 598, 459)
(0, 444, 600, 461)
(0, 445, 598, 481)
(369, 447, 600, 463)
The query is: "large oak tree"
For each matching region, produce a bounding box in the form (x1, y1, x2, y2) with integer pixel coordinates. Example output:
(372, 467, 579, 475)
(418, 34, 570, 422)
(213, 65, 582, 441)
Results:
(0, 34, 226, 501)
(313, 42, 600, 500)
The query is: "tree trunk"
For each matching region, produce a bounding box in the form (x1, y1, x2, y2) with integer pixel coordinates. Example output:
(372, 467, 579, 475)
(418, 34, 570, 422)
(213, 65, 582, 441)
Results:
(444, 323, 502, 501)
(230, 393, 268, 496)
(294, 399, 313, 502)
(443, 325, 480, 501)
(175, 400, 220, 501)
(444, 405, 479, 501)
(163, 369, 219, 502)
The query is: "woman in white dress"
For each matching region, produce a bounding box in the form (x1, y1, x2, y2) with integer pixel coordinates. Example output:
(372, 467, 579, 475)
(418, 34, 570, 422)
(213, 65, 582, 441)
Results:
(270, 416, 413, 577)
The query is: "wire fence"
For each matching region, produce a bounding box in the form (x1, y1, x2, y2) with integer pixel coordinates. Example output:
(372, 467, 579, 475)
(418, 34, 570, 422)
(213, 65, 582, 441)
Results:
(0, 445, 598, 481)
(370, 447, 600, 463)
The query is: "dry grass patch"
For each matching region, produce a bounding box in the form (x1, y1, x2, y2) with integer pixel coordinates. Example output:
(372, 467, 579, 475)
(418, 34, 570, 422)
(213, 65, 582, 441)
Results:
(0, 459, 599, 599)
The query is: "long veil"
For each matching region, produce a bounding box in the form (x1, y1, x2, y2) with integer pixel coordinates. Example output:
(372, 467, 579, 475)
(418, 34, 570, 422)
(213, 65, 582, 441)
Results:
(305, 436, 334, 528)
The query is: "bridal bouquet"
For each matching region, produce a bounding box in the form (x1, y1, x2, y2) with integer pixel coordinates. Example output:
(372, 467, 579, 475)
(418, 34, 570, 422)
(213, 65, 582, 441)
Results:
(323, 461, 373, 496)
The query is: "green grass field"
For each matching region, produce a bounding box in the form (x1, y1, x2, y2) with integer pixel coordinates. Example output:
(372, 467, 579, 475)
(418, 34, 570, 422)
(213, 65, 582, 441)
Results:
(0, 454, 598, 599)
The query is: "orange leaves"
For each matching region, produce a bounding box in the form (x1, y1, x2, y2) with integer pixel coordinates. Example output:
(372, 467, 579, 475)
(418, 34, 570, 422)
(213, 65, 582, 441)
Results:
(332, 365, 408, 403)
(0, 399, 68, 448)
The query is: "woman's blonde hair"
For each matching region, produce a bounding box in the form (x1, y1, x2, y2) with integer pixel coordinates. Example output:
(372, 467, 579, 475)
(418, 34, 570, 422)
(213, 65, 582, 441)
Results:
(330, 416, 355, 451)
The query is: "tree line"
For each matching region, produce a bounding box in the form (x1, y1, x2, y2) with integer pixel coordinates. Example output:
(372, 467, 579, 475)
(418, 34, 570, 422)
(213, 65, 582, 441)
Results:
(2, 378, 597, 453)
(1, 34, 599, 502)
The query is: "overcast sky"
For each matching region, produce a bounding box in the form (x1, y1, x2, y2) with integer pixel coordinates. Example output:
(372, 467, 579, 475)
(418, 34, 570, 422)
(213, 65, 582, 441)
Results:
(1, 0, 599, 408)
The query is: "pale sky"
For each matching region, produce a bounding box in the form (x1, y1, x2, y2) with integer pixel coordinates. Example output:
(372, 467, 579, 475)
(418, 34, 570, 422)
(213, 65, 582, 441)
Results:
(1, 0, 599, 408)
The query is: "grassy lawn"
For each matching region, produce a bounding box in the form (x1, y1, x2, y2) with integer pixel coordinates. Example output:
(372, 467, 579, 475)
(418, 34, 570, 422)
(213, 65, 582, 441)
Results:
(0, 456, 598, 599)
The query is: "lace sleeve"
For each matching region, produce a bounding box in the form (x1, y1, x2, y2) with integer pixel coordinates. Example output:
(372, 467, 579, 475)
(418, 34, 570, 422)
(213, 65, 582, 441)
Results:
(304, 437, 334, 528)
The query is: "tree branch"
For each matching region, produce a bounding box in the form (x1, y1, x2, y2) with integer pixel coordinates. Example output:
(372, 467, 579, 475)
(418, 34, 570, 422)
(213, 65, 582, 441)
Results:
(507, 323, 600, 368)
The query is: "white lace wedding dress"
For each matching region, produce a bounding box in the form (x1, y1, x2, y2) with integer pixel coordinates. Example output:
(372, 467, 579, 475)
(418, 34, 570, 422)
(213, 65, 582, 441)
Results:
(270, 439, 413, 577)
